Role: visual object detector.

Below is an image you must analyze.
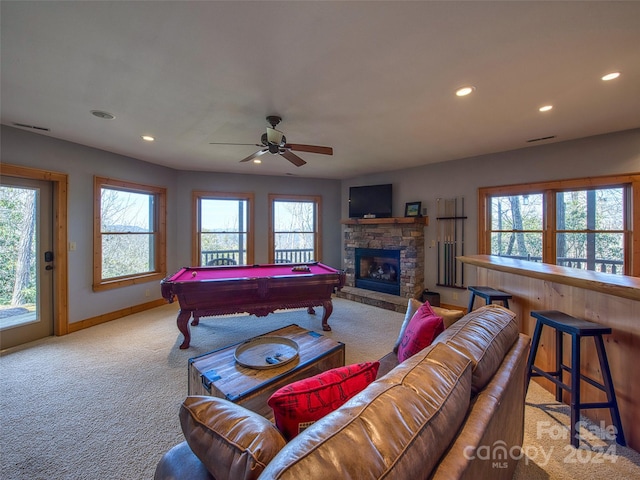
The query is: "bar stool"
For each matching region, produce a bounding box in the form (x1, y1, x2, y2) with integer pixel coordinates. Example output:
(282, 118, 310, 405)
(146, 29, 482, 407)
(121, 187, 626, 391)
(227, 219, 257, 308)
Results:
(466, 286, 512, 312)
(526, 310, 626, 448)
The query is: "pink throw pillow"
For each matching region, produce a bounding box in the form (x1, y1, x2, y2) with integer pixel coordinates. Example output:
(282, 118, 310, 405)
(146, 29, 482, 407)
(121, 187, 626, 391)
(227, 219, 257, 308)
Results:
(397, 302, 444, 363)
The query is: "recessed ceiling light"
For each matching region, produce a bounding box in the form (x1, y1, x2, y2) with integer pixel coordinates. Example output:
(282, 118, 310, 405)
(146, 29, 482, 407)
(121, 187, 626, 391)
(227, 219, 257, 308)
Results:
(253, 159, 262, 164)
(601, 72, 620, 81)
(90, 110, 115, 120)
(455, 86, 475, 97)
(539, 105, 553, 112)
(141, 135, 155, 142)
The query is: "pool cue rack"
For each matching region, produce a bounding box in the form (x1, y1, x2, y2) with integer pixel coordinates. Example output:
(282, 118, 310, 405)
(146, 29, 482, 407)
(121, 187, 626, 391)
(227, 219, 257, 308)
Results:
(436, 197, 467, 288)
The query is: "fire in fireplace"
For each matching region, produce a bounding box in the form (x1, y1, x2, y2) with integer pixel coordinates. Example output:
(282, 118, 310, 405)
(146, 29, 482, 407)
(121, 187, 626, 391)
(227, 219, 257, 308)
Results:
(355, 248, 401, 295)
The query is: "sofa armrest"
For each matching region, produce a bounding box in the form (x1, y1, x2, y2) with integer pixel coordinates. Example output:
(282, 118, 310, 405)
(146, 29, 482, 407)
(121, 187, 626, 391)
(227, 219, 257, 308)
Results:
(375, 351, 399, 379)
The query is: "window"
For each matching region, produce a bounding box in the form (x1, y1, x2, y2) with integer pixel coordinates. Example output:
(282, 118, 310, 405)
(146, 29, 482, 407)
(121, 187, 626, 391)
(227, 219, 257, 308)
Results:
(489, 193, 544, 262)
(93, 177, 166, 290)
(556, 188, 625, 273)
(269, 194, 322, 264)
(479, 173, 639, 277)
(192, 192, 254, 266)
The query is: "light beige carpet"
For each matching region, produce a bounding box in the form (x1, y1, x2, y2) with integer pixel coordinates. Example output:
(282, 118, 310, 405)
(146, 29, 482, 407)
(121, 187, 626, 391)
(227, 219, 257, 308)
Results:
(1, 298, 638, 479)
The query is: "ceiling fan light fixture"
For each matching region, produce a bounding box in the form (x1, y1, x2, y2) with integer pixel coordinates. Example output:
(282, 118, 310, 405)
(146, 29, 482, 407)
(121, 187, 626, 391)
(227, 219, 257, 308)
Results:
(539, 105, 553, 112)
(217, 115, 332, 167)
(141, 135, 155, 142)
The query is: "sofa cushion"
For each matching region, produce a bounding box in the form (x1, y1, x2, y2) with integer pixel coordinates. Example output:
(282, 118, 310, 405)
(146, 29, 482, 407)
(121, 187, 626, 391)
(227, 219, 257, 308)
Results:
(259, 342, 473, 479)
(394, 299, 464, 354)
(436, 305, 466, 328)
(432, 304, 519, 395)
(179, 396, 286, 480)
(396, 302, 444, 362)
(267, 362, 379, 440)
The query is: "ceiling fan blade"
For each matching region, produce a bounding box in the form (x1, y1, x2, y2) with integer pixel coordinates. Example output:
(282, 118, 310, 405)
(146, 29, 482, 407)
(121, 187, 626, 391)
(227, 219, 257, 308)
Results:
(239, 149, 268, 163)
(266, 127, 284, 145)
(210, 142, 262, 146)
(281, 150, 307, 167)
(285, 144, 333, 155)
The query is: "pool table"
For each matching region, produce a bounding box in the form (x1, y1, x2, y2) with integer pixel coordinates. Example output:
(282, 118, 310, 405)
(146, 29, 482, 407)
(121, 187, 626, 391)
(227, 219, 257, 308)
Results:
(161, 262, 346, 349)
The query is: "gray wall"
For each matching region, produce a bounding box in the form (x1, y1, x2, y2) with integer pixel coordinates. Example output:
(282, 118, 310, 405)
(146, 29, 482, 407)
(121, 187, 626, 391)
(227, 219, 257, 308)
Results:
(341, 128, 640, 307)
(1, 126, 342, 324)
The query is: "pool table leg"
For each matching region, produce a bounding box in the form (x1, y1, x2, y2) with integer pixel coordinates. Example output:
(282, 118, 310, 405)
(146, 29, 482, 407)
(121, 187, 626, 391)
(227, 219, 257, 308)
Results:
(321, 300, 333, 331)
(177, 310, 192, 349)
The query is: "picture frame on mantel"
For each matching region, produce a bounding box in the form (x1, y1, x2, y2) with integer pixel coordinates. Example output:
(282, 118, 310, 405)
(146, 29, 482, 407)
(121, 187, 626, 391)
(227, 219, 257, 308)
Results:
(405, 201, 422, 217)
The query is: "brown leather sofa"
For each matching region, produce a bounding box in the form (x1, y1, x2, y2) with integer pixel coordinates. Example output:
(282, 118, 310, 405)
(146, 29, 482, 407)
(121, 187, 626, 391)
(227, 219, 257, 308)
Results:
(155, 303, 530, 480)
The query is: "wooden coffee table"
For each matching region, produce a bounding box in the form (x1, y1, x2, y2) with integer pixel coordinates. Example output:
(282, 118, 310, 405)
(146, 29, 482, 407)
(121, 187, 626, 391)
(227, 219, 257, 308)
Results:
(188, 324, 345, 419)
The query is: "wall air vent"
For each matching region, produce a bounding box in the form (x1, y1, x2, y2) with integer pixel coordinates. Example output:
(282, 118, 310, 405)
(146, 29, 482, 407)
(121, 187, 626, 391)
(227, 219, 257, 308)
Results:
(526, 135, 556, 143)
(12, 122, 50, 132)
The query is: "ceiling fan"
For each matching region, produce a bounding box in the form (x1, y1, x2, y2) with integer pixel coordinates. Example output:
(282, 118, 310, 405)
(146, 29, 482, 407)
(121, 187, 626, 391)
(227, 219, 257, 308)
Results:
(209, 115, 333, 167)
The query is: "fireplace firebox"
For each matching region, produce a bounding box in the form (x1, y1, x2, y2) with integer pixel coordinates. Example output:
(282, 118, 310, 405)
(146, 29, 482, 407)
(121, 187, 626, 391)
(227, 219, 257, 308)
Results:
(355, 248, 400, 295)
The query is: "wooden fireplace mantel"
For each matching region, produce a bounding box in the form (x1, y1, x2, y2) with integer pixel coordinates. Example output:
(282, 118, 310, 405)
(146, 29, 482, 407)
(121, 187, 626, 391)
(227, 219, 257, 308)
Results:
(341, 216, 428, 226)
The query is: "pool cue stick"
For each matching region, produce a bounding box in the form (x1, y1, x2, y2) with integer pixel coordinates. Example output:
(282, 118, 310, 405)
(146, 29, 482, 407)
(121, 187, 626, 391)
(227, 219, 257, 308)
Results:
(444, 199, 449, 285)
(461, 196, 465, 286)
(446, 199, 452, 286)
(450, 200, 454, 286)
(454, 197, 458, 286)
(460, 197, 465, 287)
(437, 198, 441, 285)
(443, 199, 448, 285)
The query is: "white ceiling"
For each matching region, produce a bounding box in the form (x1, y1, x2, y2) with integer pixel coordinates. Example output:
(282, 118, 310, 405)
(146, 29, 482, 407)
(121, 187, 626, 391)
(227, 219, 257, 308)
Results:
(2, 1, 639, 180)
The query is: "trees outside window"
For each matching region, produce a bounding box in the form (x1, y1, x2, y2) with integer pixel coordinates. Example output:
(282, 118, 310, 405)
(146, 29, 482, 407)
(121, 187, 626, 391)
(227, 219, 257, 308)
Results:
(0, 185, 36, 307)
(269, 194, 321, 263)
(192, 192, 254, 266)
(479, 174, 638, 277)
(490, 193, 543, 262)
(93, 177, 166, 290)
(556, 188, 625, 273)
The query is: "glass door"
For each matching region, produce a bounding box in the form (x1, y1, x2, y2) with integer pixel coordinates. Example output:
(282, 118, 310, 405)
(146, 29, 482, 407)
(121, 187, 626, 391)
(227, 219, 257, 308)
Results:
(0, 176, 53, 350)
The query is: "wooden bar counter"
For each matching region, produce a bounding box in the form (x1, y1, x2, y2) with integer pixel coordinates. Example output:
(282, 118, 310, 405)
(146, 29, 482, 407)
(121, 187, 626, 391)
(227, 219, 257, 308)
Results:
(460, 255, 640, 451)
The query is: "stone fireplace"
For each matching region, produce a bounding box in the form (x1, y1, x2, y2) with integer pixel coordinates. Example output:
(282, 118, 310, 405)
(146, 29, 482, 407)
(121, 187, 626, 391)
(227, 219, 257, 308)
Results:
(342, 218, 427, 300)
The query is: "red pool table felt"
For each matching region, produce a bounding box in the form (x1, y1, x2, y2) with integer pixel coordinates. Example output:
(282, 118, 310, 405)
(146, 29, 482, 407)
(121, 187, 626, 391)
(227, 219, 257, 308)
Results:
(168, 263, 339, 282)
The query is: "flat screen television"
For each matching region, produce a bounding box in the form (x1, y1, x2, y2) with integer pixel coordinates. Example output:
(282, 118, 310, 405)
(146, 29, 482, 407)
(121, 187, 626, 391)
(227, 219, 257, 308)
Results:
(349, 184, 393, 219)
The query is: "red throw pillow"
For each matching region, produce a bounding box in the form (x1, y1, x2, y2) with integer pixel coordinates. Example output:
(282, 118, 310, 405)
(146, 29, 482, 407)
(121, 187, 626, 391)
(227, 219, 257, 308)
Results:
(267, 362, 380, 440)
(396, 302, 445, 363)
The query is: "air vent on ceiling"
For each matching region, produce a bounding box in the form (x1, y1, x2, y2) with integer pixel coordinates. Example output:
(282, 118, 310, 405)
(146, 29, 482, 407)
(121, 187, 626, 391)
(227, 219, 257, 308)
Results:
(12, 122, 50, 132)
(526, 135, 556, 143)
